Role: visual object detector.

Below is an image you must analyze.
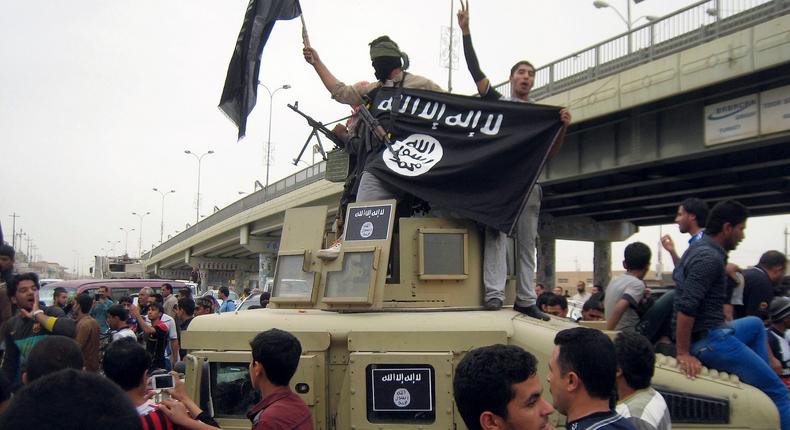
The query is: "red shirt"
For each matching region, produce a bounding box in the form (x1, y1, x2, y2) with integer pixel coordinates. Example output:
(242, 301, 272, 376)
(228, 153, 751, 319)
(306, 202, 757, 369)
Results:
(247, 387, 312, 430)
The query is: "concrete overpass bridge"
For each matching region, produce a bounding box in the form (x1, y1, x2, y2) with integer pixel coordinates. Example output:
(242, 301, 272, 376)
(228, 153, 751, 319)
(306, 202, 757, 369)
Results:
(144, 0, 790, 290)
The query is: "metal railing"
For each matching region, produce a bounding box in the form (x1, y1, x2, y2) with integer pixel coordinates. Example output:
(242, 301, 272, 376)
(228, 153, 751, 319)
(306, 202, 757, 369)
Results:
(494, 0, 788, 100)
(147, 0, 789, 260)
(145, 161, 328, 259)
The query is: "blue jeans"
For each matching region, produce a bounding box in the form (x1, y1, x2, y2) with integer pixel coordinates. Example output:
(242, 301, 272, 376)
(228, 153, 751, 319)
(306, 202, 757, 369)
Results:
(692, 316, 790, 429)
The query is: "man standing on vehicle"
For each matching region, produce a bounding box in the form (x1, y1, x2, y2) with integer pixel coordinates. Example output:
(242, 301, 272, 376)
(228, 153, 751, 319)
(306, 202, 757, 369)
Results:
(458, 0, 570, 318)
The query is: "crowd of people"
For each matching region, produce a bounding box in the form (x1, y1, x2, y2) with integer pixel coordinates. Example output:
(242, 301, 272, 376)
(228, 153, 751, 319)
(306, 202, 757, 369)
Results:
(0, 237, 295, 426)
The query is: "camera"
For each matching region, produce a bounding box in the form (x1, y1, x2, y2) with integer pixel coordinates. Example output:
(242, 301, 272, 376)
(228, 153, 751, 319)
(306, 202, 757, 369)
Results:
(149, 374, 175, 390)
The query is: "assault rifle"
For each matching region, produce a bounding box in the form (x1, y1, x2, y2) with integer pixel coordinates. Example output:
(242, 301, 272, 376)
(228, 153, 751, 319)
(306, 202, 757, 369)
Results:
(356, 100, 398, 161)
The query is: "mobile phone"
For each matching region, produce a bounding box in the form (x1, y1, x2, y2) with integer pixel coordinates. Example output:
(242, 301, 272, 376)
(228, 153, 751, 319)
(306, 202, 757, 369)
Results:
(149, 374, 175, 390)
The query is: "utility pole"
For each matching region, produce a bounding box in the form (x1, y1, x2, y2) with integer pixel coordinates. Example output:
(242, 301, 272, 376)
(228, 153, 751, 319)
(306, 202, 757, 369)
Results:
(8, 213, 20, 248)
(447, 0, 453, 92)
(25, 237, 32, 261)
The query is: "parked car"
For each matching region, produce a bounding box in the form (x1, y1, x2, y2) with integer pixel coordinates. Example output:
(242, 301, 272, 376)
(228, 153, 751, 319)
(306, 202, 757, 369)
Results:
(237, 293, 262, 311)
(39, 279, 188, 307)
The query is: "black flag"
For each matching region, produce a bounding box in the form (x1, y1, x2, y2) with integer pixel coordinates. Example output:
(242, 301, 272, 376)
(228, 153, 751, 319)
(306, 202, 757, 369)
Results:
(365, 88, 563, 235)
(218, 0, 302, 140)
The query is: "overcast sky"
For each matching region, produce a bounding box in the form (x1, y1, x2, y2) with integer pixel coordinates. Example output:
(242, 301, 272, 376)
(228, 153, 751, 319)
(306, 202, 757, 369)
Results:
(1, 0, 787, 275)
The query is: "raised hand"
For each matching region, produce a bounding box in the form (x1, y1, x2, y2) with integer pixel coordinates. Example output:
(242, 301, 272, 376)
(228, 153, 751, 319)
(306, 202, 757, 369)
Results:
(457, 0, 470, 34)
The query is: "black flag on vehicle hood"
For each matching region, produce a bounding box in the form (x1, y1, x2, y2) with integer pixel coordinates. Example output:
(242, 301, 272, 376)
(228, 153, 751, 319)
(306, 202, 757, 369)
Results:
(218, 0, 302, 140)
(364, 88, 563, 235)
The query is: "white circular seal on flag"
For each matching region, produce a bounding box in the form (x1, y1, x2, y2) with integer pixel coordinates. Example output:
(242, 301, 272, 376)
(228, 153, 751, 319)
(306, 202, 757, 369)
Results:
(393, 388, 411, 407)
(360, 221, 374, 238)
(382, 134, 443, 177)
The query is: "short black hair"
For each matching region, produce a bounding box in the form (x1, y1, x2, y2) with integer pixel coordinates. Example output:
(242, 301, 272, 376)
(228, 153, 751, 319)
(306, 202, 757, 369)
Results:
(53, 286, 67, 296)
(0, 369, 141, 430)
(680, 197, 709, 228)
(582, 296, 604, 312)
(118, 295, 132, 305)
(250, 328, 302, 386)
(178, 298, 195, 316)
(454, 344, 538, 430)
(7, 272, 39, 298)
(624, 242, 651, 271)
(554, 327, 616, 400)
(152, 293, 164, 304)
(261, 291, 271, 308)
(161, 283, 173, 292)
(106, 304, 129, 322)
(758, 250, 787, 271)
(103, 339, 151, 391)
(537, 291, 554, 309)
(510, 60, 535, 77)
(614, 332, 655, 390)
(219, 286, 230, 297)
(148, 301, 164, 314)
(244, 287, 252, 295)
(196, 297, 213, 310)
(0, 244, 15, 259)
(26, 336, 84, 383)
(705, 200, 748, 235)
(546, 293, 568, 311)
(75, 293, 93, 314)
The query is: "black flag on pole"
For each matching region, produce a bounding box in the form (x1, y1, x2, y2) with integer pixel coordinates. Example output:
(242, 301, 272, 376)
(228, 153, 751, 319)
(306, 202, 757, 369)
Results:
(364, 88, 563, 235)
(218, 0, 302, 140)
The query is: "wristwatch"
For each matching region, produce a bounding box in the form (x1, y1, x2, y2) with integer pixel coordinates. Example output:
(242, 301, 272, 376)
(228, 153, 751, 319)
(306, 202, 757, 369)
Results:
(32, 310, 45, 318)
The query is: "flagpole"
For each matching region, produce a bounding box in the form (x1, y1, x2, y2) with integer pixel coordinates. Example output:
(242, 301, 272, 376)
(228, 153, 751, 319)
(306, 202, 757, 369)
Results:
(301, 16, 311, 48)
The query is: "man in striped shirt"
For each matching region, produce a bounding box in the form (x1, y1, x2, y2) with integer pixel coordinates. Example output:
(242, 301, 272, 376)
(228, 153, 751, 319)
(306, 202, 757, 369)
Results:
(614, 332, 671, 430)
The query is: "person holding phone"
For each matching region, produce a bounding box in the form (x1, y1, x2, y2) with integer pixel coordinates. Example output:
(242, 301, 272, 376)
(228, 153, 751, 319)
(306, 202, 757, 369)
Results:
(131, 302, 169, 371)
(103, 339, 219, 430)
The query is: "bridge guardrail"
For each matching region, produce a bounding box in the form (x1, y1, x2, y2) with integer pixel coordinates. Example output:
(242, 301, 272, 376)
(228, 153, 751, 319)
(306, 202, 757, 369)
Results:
(494, 0, 788, 101)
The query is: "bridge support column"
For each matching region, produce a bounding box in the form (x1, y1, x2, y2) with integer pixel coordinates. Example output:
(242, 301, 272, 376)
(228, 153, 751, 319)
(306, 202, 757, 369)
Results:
(259, 254, 275, 291)
(537, 237, 556, 290)
(593, 241, 612, 288)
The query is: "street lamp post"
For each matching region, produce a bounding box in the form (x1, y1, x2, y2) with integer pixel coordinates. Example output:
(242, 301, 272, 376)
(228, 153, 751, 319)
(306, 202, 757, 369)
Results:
(131, 211, 150, 258)
(106, 240, 121, 256)
(184, 150, 214, 224)
(258, 83, 291, 190)
(119, 227, 135, 256)
(152, 187, 176, 243)
(593, 1, 658, 53)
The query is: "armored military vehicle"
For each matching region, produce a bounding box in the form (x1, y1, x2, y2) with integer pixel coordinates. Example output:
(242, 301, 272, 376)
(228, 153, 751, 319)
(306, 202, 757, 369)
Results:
(182, 201, 779, 429)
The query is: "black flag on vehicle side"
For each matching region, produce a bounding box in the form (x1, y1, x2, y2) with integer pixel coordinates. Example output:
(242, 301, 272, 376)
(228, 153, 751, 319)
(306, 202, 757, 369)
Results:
(364, 88, 563, 235)
(218, 0, 302, 140)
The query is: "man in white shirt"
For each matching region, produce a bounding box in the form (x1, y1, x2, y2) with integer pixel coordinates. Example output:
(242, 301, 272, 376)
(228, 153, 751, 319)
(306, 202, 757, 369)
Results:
(605, 243, 652, 331)
(107, 304, 137, 343)
(571, 281, 592, 304)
